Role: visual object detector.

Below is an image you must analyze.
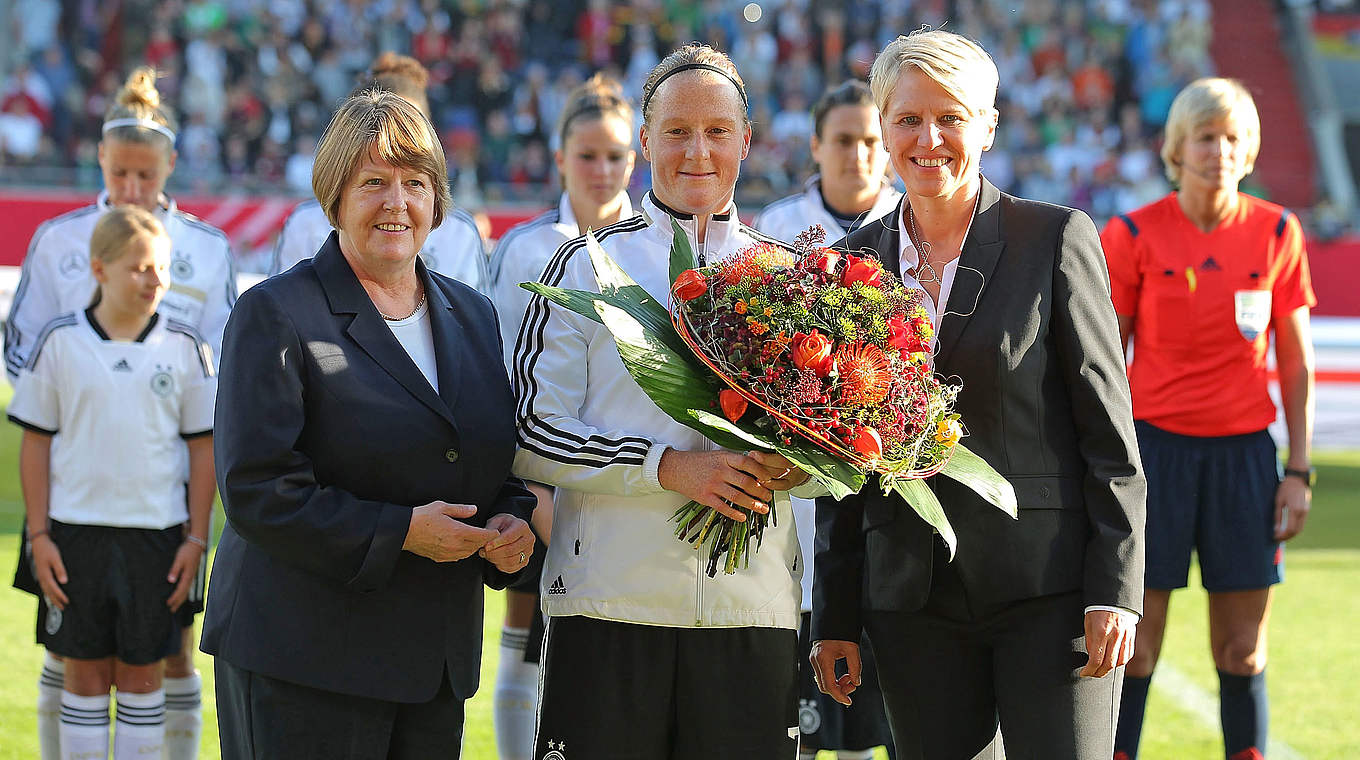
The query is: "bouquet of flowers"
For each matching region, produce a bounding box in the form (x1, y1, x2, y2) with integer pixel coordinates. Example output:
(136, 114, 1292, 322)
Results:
(524, 222, 1015, 576)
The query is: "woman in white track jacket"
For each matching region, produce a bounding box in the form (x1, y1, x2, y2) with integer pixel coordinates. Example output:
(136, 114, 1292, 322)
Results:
(512, 44, 820, 760)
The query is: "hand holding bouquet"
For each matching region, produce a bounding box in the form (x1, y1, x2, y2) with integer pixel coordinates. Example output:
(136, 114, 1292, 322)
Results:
(525, 223, 1015, 576)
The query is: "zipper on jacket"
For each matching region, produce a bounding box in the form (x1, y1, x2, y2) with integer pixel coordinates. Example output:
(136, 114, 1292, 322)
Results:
(693, 436, 713, 626)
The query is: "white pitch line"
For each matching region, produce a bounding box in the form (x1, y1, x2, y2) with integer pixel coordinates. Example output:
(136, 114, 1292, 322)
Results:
(1153, 663, 1305, 760)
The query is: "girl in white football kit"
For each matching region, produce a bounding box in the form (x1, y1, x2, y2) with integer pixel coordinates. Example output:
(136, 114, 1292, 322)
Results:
(269, 53, 490, 291)
(5, 66, 230, 760)
(9, 207, 216, 760)
(487, 72, 635, 760)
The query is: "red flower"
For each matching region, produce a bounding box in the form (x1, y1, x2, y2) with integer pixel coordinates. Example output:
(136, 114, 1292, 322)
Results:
(848, 426, 883, 460)
(673, 269, 708, 301)
(719, 389, 748, 423)
(790, 330, 835, 376)
(888, 315, 930, 354)
(841, 255, 882, 288)
(813, 248, 840, 274)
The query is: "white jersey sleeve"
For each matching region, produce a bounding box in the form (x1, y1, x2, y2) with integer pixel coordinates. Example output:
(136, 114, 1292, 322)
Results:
(7, 314, 77, 434)
(186, 221, 237, 369)
(510, 220, 668, 495)
(490, 210, 563, 370)
(437, 209, 490, 295)
(269, 200, 331, 277)
(5, 209, 98, 382)
(165, 320, 217, 436)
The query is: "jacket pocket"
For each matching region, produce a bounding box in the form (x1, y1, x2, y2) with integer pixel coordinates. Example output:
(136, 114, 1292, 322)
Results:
(1008, 475, 1084, 510)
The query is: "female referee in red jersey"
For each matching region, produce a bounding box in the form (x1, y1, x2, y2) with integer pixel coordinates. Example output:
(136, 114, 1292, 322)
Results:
(1102, 78, 1316, 760)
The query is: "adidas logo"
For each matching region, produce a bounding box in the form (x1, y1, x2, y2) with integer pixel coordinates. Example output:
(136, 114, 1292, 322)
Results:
(1201, 256, 1222, 271)
(112, 358, 132, 372)
(547, 575, 567, 595)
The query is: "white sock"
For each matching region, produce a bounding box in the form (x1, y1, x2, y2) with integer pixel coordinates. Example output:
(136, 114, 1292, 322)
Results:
(493, 626, 539, 760)
(38, 653, 65, 760)
(161, 674, 201, 760)
(836, 751, 876, 760)
(60, 691, 109, 760)
(113, 689, 164, 760)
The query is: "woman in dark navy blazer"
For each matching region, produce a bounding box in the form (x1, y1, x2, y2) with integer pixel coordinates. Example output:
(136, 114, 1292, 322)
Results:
(202, 90, 536, 759)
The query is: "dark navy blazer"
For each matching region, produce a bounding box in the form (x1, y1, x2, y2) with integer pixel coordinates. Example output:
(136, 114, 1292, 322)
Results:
(202, 233, 535, 703)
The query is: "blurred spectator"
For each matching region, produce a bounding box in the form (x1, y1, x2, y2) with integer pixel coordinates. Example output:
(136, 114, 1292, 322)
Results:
(9, 0, 1220, 229)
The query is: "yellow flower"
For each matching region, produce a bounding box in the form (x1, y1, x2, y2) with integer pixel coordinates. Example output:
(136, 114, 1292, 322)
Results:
(934, 419, 963, 446)
(734, 300, 748, 314)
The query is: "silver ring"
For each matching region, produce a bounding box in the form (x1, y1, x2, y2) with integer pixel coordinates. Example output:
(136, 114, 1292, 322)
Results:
(518, 551, 526, 565)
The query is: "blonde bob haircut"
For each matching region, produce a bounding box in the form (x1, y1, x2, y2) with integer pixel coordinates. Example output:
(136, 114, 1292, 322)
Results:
(312, 89, 451, 230)
(1160, 77, 1261, 184)
(870, 29, 999, 118)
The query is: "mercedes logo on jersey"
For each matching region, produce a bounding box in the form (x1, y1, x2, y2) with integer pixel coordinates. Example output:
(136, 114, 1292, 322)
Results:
(59, 251, 88, 279)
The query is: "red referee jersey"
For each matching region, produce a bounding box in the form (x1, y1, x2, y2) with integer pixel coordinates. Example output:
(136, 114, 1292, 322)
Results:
(1101, 192, 1316, 437)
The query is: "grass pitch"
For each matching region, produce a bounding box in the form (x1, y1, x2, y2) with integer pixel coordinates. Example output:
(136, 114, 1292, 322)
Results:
(0, 392, 1354, 758)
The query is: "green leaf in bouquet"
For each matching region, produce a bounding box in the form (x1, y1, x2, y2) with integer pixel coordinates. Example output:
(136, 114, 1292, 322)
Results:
(520, 240, 691, 361)
(687, 409, 865, 499)
(669, 218, 697, 286)
(937, 444, 1018, 518)
(889, 478, 958, 560)
(592, 300, 763, 452)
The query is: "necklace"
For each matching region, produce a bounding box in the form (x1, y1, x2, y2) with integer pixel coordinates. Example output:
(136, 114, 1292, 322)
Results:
(906, 206, 942, 286)
(378, 290, 426, 321)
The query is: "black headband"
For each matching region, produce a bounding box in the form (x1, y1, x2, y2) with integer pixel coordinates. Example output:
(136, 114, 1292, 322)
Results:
(641, 62, 749, 116)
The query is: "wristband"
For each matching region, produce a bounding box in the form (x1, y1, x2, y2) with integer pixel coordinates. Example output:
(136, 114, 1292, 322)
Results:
(1283, 467, 1316, 487)
(27, 528, 49, 542)
(185, 535, 209, 549)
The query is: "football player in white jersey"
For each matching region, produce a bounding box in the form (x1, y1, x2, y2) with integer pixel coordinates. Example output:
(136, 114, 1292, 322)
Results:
(269, 53, 490, 292)
(753, 79, 899, 760)
(10, 207, 215, 760)
(6, 67, 232, 760)
(487, 72, 635, 760)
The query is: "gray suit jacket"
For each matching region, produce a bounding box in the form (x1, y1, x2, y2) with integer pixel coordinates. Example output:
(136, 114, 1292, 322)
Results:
(812, 179, 1145, 643)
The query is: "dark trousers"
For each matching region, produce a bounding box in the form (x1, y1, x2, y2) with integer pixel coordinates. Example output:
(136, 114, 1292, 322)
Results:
(215, 659, 464, 760)
(534, 615, 799, 760)
(865, 552, 1121, 760)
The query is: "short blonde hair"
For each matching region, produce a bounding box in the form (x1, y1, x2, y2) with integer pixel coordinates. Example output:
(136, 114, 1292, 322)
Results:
(312, 89, 451, 229)
(1160, 77, 1261, 184)
(90, 206, 166, 265)
(870, 29, 999, 116)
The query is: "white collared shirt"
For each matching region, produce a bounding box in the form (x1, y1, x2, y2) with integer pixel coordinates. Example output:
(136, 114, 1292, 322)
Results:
(896, 203, 972, 337)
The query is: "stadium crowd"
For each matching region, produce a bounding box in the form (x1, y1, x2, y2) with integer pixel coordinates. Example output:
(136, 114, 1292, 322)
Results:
(3, 0, 1217, 220)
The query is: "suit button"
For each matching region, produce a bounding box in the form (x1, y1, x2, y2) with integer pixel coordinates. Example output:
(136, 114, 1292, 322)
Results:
(1039, 485, 1051, 499)
(445, 449, 460, 463)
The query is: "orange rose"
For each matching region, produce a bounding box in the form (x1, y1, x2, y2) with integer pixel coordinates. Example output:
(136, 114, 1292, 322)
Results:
(719, 389, 749, 423)
(673, 269, 708, 301)
(841, 255, 882, 288)
(791, 330, 835, 376)
(849, 426, 883, 460)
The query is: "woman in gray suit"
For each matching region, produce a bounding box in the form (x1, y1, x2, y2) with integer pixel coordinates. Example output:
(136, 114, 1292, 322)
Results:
(809, 29, 1145, 759)
(202, 90, 536, 759)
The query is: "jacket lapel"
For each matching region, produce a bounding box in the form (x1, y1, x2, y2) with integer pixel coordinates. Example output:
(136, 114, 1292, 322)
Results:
(314, 234, 458, 428)
(423, 269, 463, 417)
(933, 179, 1005, 369)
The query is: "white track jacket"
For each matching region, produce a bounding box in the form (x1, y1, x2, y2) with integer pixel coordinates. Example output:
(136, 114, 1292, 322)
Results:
(511, 193, 808, 630)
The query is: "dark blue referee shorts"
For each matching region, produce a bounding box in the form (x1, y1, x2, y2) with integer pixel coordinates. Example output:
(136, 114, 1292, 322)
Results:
(1136, 420, 1284, 592)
